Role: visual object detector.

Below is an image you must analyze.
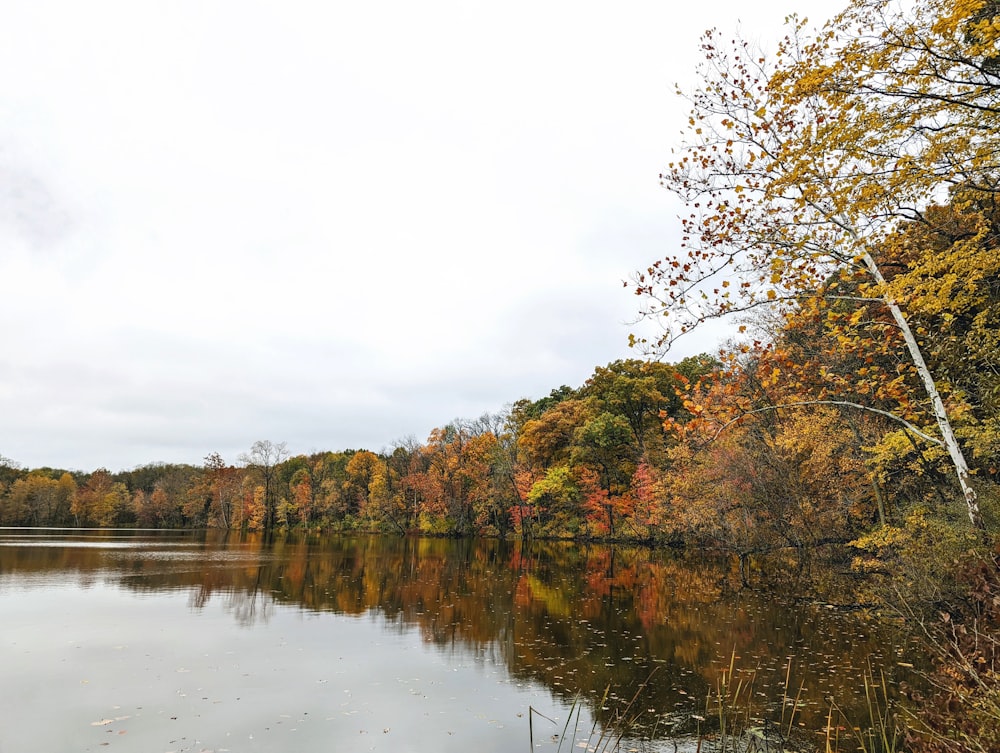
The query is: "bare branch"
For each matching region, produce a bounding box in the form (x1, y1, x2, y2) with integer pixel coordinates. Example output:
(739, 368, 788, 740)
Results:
(707, 400, 944, 447)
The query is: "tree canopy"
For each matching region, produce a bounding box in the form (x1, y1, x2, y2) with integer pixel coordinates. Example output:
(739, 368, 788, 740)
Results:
(632, 0, 1000, 528)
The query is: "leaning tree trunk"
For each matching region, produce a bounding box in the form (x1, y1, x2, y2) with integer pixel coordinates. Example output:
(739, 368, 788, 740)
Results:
(860, 250, 984, 530)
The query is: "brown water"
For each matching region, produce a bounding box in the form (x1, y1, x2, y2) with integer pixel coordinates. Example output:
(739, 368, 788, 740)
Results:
(0, 529, 917, 752)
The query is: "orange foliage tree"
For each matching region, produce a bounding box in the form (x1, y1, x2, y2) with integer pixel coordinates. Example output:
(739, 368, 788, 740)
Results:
(631, 5, 996, 526)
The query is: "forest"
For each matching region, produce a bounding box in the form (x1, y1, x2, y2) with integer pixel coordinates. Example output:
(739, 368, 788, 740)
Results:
(0, 356, 717, 538)
(2, 0, 1000, 748)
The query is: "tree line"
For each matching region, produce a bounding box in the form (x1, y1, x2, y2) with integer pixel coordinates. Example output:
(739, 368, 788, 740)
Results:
(0, 356, 714, 538)
(1, 0, 998, 556)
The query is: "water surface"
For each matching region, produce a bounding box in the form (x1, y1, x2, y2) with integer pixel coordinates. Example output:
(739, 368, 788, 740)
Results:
(0, 530, 912, 752)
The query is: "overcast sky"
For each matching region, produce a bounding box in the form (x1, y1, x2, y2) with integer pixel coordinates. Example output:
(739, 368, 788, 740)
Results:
(0, 0, 840, 472)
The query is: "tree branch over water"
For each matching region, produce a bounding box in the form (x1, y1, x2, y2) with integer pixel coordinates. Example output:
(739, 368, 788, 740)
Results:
(707, 400, 944, 448)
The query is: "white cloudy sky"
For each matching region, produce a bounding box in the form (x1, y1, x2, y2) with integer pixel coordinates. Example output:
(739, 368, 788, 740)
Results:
(0, 0, 839, 471)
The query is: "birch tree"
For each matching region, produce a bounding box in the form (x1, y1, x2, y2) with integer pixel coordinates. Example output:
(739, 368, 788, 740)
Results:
(633, 0, 999, 528)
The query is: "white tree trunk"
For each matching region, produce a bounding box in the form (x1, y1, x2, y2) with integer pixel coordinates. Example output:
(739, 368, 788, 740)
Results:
(860, 251, 984, 529)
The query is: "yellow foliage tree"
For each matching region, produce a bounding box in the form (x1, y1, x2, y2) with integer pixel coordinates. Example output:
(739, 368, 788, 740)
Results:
(634, 0, 1000, 527)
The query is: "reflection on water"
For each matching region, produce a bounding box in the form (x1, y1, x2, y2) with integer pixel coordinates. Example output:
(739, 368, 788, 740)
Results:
(0, 530, 915, 752)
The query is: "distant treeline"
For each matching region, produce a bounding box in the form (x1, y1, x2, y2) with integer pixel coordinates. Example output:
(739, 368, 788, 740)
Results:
(0, 356, 717, 540)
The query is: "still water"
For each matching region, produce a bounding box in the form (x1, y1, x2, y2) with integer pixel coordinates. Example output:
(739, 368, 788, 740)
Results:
(0, 529, 913, 752)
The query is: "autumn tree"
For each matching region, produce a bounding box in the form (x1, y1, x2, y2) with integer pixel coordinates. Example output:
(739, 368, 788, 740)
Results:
(0, 455, 21, 489)
(388, 439, 428, 531)
(475, 410, 520, 536)
(628, 459, 666, 539)
(288, 467, 314, 527)
(343, 450, 382, 518)
(633, 2, 999, 527)
(198, 452, 243, 528)
(56, 473, 79, 524)
(135, 484, 176, 528)
(307, 451, 353, 523)
(418, 421, 496, 534)
(5, 474, 36, 525)
(661, 362, 874, 575)
(571, 412, 634, 536)
(518, 398, 595, 471)
(239, 440, 289, 531)
(516, 400, 595, 535)
(73, 469, 131, 527)
(579, 359, 682, 461)
(525, 465, 582, 533)
(876, 194, 1000, 489)
(1, 472, 74, 526)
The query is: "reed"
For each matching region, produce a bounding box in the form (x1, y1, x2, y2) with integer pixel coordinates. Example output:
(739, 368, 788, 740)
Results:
(529, 656, 903, 753)
(823, 663, 901, 753)
(529, 669, 658, 753)
(698, 652, 898, 753)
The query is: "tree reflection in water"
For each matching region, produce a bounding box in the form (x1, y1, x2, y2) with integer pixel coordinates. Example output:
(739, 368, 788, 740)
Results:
(0, 529, 916, 736)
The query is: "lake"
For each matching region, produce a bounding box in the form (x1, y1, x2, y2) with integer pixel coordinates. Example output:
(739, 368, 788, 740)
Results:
(0, 529, 915, 752)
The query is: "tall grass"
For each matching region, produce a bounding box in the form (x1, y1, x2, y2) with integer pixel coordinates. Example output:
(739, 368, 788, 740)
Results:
(529, 669, 659, 753)
(697, 651, 803, 752)
(823, 664, 901, 753)
(529, 656, 903, 753)
(701, 653, 902, 753)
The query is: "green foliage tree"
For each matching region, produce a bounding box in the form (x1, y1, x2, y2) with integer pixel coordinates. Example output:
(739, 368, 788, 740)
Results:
(580, 359, 681, 459)
(526, 465, 581, 534)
